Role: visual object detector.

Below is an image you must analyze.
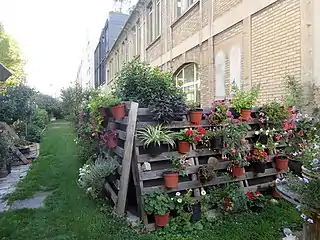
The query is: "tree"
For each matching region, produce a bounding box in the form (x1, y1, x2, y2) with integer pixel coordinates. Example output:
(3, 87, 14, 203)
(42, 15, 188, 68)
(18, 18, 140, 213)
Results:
(0, 22, 25, 90)
(34, 93, 63, 118)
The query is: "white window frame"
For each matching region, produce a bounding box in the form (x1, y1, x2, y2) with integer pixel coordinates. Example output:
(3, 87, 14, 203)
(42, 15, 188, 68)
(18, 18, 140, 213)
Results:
(155, 0, 161, 37)
(175, 63, 200, 102)
(147, 2, 154, 44)
(175, 0, 195, 18)
(136, 19, 141, 55)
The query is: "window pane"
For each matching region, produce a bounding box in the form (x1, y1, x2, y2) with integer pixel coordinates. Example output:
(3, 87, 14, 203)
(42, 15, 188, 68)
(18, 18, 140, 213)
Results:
(183, 64, 194, 84)
(156, 2, 161, 36)
(177, 0, 182, 17)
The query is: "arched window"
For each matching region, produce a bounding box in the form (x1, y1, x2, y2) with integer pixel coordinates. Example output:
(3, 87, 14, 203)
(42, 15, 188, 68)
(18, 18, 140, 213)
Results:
(215, 51, 226, 99)
(175, 63, 200, 102)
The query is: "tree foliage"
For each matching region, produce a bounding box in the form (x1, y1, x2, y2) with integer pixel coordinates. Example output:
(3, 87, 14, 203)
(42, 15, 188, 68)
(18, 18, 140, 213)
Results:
(34, 93, 63, 118)
(0, 22, 25, 90)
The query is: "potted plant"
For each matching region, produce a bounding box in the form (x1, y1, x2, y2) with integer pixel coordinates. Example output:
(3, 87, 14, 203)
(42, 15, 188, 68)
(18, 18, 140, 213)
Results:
(206, 100, 233, 126)
(223, 122, 251, 177)
(246, 191, 267, 212)
(274, 151, 289, 171)
(143, 189, 174, 227)
(260, 101, 289, 129)
(163, 156, 191, 188)
(176, 128, 206, 154)
(249, 142, 268, 173)
(106, 130, 118, 149)
(188, 102, 203, 125)
(301, 138, 320, 180)
(253, 128, 274, 145)
(270, 180, 282, 198)
(109, 96, 125, 120)
(137, 125, 176, 156)
(231, 85, 260, 121)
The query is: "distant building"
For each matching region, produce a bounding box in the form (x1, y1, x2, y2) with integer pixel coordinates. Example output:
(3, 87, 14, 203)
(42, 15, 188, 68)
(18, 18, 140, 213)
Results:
(76, 39, 94, 89)
(101, 0, 319, 107)
(94, 12, 129, 89)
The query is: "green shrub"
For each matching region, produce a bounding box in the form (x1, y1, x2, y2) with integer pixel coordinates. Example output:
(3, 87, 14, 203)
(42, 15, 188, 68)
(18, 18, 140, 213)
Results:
(114, 60, 183, 107)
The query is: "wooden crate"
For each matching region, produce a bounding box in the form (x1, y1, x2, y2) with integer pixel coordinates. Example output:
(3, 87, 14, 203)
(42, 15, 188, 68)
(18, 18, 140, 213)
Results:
(104, 102, 285, 230)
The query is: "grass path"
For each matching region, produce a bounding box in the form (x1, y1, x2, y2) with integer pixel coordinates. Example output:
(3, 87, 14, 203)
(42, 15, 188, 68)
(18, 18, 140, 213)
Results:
(0, 121, 301, 240)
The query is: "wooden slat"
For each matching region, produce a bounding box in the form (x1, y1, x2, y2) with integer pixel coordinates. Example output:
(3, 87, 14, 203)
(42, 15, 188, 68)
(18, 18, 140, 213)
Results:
(142, 168, 278, 193)
(117, 129, 126, 141)
(138, 148, 220, 163)
(244, 182, 271, 192)
(116, 102, 139, 216)
(108, 117, 129, 125)
(105, 182, 118, 204)
(113, 146, 125, 158)
(140, 161, 231, 181)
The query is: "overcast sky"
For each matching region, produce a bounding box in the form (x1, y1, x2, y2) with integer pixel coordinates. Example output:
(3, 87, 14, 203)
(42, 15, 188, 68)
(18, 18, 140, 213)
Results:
(0, 0, 135, 96)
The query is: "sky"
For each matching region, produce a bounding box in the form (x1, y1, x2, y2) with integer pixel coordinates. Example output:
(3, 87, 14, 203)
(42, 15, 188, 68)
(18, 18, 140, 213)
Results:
(0, 0, 135, 96)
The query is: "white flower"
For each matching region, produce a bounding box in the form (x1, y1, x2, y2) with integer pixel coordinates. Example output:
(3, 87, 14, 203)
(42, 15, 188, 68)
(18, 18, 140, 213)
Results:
(175, 192, 181, 196)
(301, 214, 307, 220)
(293, 152, 298, 156)
(201, 190, 206, 196)
(266, 130, 270, 133)
(296, 205, 301, 210)
(276, 178, 281, 184)
(177, 198, 183, 203)
(273, 128, 276, 131)
(260, 128, 264, 132)
(275, 142, 279, 146)
(265, 132, 269, 136)
(305, 114, 309, 118)
(170, 198, 174, 201)
(307, 218, 314, 224)
(262, 145, 266, 148)
(255, 131, 260, 135)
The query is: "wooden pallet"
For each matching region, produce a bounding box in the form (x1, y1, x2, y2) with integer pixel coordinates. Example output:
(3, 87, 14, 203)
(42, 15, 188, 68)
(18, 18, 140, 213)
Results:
(104, 102, 285, 230)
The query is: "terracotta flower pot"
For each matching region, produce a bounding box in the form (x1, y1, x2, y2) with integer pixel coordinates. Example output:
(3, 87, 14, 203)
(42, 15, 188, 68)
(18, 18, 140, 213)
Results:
(276, 158, 289, 171)
(241, 108, 252, 121)
(154, 211, 170, 227)
(189, 110, 203, 125)
(107, 134, 117, 149)
(272, 187, 282, 199)
(178, 141, 190, 154)
(232, 164, 244, 177)
(252, 162, 266, 173)
(111, 104, 125, 120)
(163, 172, 179, 188)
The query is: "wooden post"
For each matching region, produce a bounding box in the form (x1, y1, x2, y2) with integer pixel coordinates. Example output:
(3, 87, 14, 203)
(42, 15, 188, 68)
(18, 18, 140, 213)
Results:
(116, 102, 138, 216)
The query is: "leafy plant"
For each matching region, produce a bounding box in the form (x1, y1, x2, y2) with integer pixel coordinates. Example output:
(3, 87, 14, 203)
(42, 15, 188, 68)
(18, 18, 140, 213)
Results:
(176, 128, 206, 144)
(249, 142, 268, 163)
(78, 153, 119, 199)
(170, 156, 191, 176)
(149, 92, 188, 123)
(284, 75, 304, 109)
(137, 124, 176, 148)
(246, 191, 267, 210)
(206, 100, 233, 125)
(200, 128, 224, 149)
(143, 189, 174, 215)
(188, 101, 201, 111)
(260, 101, 289, 129)
(231, 85, 260, 113)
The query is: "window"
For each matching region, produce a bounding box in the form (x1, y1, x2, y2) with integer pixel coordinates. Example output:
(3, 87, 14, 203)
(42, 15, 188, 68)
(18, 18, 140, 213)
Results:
(155, 0, 161, 37)
(229, 45, 241, 90)
(147, 1, 161, 44)
(175, 0, 195, 18)
(147, 2, 154, 43)
(175, 63, 200, 102)
(132, 26, 137, 56)
(125, 38, 129, 62)
(121, 41, 125, 66)
(137, 20, 141, 55)
(215, 51, 226, 99)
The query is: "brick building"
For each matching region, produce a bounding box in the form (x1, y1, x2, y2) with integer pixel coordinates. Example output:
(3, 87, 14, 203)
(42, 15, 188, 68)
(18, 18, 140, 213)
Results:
(101, 0, 318, 107)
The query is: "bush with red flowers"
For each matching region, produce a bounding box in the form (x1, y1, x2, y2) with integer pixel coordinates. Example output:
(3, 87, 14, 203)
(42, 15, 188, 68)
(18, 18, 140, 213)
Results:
(249, 142, 268, 163)
(206, 100, 233, 125)
(246, 191, 267, 211)
(176, 127, 206, 144)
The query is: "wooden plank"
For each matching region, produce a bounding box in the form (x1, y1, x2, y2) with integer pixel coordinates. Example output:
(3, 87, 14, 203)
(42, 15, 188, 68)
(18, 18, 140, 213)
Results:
(108, 117, 129, 125)
(117, 129, 126, 141)
(142, 168, 278, 193)
(138, 148, 220, 163)
(116, 102, 139, 216)
(105, 182, 118, 204)
(113, 146, 125, 158)
(244, 182, 271, 192)
(141, 161, 231, 181)
(133, 146, 148, 227)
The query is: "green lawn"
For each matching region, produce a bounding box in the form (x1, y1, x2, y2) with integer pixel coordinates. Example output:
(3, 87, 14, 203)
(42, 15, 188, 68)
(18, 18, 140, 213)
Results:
(0, 121, 301, 240)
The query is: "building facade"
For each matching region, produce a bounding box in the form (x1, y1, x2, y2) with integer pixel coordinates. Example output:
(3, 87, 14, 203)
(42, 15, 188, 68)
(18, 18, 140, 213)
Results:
(101, 0, 320, 107)
(94, 12, 129, 88)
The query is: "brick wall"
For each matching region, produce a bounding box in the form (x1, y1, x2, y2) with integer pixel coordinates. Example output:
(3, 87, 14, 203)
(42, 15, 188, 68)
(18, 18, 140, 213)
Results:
(146, 40, 162, 62)
(251, 0, 301, 104)
(214, 0, 242, 18)
(172, 3, 201, 48)
(202, 0, 210, 26)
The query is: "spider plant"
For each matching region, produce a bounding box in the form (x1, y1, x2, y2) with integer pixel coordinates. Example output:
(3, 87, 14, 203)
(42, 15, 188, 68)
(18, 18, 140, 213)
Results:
(137, 124, 176, 149)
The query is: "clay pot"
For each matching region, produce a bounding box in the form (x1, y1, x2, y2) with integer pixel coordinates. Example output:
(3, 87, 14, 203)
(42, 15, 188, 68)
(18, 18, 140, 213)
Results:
(252, 162, 266, 173)
(276, 158, 289, 171)
(178, 141, 190, 154)
(272, 187, 282, 198)
(111, 104, 125, 120)
(232, 164, 244, 177)
(189, 110, 203, 125)
(154, 211, 170, 227)
(163, 172, 179, 188)
(240, 108, 252, 121)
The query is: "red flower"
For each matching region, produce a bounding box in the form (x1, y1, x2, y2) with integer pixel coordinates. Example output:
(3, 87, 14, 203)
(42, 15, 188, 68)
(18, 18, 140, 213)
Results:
(298, 130, 304, 136)
(194, 135, 201, 142)
(186, 129, 194, 135)
(288, 130, 293, 135)
(198, 127, 206, 135)
(275, 135, 281, 141)
(256, 191, 261, 197)
(246, 192, 256, 200)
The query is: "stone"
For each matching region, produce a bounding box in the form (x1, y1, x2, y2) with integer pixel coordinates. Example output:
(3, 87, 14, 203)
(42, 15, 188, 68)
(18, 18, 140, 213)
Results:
(142, 162, 151, 171)
(9, 191, 53, 210)
(126, 211, 140, 227)
(270, 198, 279, 204)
